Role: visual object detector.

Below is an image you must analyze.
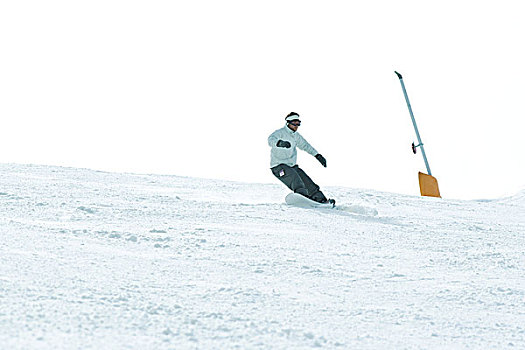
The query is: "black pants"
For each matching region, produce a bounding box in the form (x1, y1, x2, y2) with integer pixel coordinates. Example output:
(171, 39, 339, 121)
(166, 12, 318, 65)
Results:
(271, 164, 327, 203)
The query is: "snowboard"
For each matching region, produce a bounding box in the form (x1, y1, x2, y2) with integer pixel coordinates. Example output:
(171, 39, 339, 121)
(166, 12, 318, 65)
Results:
(285, 193, 335, 209)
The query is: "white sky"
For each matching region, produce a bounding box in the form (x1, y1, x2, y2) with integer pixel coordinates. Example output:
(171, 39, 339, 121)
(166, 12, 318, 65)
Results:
(1, 0, 524, 200)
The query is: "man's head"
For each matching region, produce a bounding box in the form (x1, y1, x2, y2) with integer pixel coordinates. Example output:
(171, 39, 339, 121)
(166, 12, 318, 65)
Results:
(285, 112, 301, 131)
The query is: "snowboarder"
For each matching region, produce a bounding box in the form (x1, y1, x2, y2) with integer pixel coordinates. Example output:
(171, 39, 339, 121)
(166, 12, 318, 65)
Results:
(268, 112, 335, 205)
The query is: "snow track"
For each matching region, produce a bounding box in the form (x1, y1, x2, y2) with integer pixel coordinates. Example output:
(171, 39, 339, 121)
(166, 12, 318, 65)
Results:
(1, 164, 524, 349)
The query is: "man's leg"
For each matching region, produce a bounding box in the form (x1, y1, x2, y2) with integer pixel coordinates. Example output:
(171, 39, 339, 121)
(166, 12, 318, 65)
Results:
(294, 166, 328, 203)
(271, 164, 308, 196)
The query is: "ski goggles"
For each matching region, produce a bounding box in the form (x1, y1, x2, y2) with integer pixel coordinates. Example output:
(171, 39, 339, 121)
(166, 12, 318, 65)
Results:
(288, 120, 301, 126)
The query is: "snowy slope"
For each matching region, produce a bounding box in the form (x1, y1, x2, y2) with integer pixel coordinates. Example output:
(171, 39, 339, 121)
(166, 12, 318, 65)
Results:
(1, 164, 524, 349)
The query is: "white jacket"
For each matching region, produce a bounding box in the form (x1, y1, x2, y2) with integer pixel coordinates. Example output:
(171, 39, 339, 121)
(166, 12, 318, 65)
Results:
(268, 125, 318, 168)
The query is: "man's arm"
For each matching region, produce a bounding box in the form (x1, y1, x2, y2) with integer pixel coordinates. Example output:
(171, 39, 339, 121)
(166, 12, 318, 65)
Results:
(295, 133, 318, 156)
(297, 133, 326, 167)
(268, 129, 291, 148)
(268, 130, 280, 147)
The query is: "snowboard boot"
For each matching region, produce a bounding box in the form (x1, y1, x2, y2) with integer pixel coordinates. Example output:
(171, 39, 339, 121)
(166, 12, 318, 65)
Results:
(319, 198, 336, 207)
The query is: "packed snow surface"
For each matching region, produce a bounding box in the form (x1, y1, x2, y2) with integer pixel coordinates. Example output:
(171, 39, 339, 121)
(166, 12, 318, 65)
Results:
(1, 164, 524, 349)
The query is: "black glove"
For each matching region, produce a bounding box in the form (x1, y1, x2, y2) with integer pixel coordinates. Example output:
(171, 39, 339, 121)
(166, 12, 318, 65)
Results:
(315, 154, 327, 167)
(276, 140, 291, 148)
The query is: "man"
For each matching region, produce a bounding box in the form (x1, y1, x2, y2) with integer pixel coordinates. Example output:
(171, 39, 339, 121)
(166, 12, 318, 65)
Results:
(268, 112, 335, 205)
